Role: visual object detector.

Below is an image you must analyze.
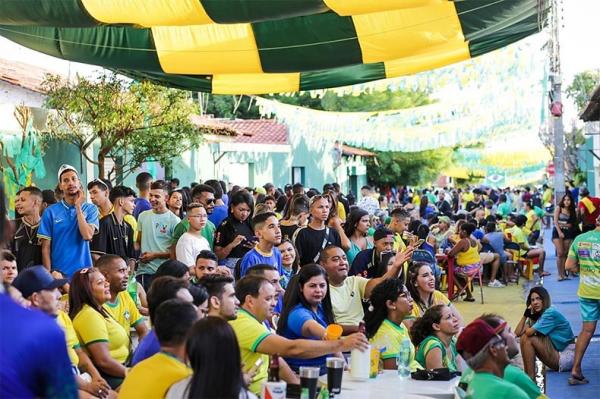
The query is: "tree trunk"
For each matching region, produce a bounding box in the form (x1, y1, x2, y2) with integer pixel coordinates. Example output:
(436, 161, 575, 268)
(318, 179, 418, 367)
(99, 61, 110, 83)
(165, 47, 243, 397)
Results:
(98, 151, 106, 179)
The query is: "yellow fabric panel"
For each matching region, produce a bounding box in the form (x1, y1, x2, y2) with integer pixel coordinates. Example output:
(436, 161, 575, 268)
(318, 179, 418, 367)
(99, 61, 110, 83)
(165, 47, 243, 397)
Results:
(152, 24, 262, 75)
(81, 0, 213, 27)
(324, 0, 442, 16)
(212, 73, 300, 95)
(384, 41, 470, 79)
(353, 2, 466, 64)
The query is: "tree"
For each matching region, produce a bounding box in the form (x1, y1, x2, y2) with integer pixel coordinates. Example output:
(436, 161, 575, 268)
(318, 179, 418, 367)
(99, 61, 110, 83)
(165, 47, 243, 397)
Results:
(366, 147, 454, 187)
(565, 69, 600, 110)
(43, 73, 205, 181)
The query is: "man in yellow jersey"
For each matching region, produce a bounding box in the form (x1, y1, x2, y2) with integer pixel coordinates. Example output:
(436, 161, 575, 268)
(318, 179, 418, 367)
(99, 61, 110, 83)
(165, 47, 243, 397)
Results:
(13, 266, 113, 398)
(96, 254, 148, 343)
(119, 299, 197, 398)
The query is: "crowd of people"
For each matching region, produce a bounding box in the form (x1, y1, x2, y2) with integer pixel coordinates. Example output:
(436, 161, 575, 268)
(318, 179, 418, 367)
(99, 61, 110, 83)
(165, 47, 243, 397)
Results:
(0, 163, 599, 398)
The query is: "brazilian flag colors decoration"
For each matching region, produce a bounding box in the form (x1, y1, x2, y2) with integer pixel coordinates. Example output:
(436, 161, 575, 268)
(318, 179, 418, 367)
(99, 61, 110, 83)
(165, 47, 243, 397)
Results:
(0, 0, 549, 94)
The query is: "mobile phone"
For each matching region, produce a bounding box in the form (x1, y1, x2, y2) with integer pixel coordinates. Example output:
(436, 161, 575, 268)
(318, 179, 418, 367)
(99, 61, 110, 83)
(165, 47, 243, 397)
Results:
(415, 239, 425, 247)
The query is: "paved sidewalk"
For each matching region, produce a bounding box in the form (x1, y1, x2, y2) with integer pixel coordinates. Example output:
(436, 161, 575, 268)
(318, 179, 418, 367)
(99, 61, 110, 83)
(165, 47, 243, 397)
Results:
(540, 228, 600, 398)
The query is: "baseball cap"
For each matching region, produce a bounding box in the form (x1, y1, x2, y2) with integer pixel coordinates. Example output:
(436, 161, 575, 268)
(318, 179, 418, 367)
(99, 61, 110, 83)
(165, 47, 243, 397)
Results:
(57, 164, 79, 182)
(254, 186, 266, 195)
(456, 319, 506, 359)
(580, 187, 590, 196)
(12, 266, 69, 298)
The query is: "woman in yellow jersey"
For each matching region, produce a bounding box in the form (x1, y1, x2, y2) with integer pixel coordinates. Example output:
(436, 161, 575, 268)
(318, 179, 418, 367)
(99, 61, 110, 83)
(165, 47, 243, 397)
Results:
(365, 278, 422, 371)
(69, 267, 129, 389)
(404, 262, 463, 328)
(447, 223, 481, 302)
(411, 305, 461, 372)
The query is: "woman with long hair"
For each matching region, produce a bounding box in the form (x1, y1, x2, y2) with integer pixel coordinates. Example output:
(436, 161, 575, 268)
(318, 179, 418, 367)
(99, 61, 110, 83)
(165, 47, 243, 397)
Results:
(410, 305, 461, 371)
(364, 278, 421, 370)
(515, 286, 575, 379)
(278, 239, 299, 289)
(343, 208, 373, 265)
(214, 190, 255, 269)
(277, 264, 341, 374)
(404, 262, 463, 329)
(552, 192, 580, 280)
(166, 316, 256, 399)
(279, 194, 309, 241)
(167, 190, 185, 219)
(69, 267, 129, 389)
(325, 191, 351, 251)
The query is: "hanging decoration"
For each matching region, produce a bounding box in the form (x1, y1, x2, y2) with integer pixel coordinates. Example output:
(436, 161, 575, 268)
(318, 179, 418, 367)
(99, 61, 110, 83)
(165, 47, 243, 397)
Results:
(0, 0, 550, 94)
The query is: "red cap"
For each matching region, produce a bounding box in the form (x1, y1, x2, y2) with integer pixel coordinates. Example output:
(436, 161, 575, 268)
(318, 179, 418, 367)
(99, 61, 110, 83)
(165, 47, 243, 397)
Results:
(456, 319, 505, 359)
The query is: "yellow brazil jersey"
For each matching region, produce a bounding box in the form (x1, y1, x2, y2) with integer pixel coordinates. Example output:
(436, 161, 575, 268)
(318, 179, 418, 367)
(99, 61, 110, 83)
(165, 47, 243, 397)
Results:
(329, 276, 369, 326)
(568, 231, 600, 300)
(370, 319, 422, 371)
(337, 202, 346, 223)
(229, 309, 272, 395)
(119, 352, 191, 399)
(406, 290, 451, 320)
(73, 304, 129, 364)
(103, 291, 144, 338)
(55, 310, 81, 367)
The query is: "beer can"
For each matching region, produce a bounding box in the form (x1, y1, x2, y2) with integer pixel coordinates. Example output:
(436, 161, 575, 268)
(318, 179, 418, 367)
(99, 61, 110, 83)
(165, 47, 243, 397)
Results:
(261, 381, 287, 399)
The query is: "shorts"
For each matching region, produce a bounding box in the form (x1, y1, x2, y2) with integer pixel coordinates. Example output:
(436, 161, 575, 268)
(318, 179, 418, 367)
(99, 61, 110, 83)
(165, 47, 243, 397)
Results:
(552, 227, 579, 240)
(479, 252, 495, 264)
(559, 343, 576, 372)
(454, 263, 480, 278)
(579, 297, 600, 322)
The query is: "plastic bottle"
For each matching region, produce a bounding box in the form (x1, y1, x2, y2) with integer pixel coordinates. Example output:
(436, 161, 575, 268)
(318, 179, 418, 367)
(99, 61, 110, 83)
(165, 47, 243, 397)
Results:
(350, 321, 370, 380)
(397, 336, 412, 380)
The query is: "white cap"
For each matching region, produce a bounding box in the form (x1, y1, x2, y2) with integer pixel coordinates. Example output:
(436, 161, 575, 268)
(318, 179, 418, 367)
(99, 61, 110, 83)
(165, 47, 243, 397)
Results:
(57, 164, 78, 182)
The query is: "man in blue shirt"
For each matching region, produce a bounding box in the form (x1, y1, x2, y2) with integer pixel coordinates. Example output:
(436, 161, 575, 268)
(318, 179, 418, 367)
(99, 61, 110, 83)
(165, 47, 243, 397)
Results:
(38, 164, 99, 277)
(204, 179, 228, 227)
(133, 172, 152, 219)
(239, 212, 283, 278)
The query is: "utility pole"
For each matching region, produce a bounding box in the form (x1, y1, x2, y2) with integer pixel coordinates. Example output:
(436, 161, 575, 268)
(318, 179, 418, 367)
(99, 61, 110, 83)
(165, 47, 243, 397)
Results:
(549, 0, 566, 203)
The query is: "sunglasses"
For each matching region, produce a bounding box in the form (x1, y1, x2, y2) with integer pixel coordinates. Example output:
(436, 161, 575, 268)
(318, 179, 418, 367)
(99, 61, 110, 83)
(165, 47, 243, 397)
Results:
(309, 195, 326, 206)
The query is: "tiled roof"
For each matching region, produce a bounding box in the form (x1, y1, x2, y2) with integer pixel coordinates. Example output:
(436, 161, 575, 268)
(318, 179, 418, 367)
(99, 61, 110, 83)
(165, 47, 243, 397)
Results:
(0, 58, 59, 93)
(215, 118, 288, 145)
(189, 115, 239, 136)
(342, 144, 375, 157)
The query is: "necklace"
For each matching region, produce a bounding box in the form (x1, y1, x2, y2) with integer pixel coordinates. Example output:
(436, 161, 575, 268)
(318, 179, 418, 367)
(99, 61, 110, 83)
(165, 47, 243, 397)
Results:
(21, 217, 39, 244)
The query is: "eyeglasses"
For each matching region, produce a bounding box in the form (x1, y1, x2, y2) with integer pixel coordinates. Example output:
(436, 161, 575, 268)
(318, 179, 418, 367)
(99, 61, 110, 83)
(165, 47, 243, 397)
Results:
(205, 199, 216, 204)
(79, 268, 90, 274)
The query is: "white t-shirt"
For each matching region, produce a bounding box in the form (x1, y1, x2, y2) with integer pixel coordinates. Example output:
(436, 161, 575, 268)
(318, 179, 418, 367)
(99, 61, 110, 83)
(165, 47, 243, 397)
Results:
(329, 276, 369, 326)
(175, 232, 210, 267)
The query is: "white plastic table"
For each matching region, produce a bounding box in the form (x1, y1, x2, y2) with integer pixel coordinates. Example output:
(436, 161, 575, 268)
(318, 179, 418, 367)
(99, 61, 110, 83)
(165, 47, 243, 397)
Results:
(318, 371, 459, 399)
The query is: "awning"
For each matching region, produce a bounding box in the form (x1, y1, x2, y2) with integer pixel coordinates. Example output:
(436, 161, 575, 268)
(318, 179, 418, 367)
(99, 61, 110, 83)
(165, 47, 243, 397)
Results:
(0, 0, 549, 94)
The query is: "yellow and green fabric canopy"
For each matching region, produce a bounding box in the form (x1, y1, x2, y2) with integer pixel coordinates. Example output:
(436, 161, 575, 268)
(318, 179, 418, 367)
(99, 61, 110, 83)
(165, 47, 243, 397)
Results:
(0, 0, 549, 94)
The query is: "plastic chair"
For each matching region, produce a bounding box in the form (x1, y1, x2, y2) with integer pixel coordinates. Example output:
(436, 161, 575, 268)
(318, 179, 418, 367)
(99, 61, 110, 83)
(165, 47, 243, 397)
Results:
(452, 263, 484, 304)
(505, 232, 538, 280)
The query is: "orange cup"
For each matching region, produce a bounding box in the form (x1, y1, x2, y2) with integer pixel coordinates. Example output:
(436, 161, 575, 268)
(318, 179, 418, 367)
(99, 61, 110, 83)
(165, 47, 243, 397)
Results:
(324, 324, 343, 340)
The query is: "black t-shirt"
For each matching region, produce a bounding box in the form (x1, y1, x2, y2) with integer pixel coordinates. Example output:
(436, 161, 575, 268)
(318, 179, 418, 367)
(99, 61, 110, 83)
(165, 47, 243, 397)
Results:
(294, 226, 341, 266)
(215, 217, 255, 259)
(465, 200, 482, 213)
(10, 219, 42, 271)
(280, 223, 300, 242)
(91, 213, 135, 260)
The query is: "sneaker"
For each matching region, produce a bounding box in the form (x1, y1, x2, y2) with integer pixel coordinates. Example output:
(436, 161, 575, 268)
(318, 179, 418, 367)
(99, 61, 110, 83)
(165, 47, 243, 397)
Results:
(488, 280, 506, 288)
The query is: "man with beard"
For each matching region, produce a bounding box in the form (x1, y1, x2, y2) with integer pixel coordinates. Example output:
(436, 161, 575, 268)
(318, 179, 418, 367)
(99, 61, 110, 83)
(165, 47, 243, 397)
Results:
(97, 254, 148, 343)
(38, 164, 99, 276)
(199, 274, 239, 320)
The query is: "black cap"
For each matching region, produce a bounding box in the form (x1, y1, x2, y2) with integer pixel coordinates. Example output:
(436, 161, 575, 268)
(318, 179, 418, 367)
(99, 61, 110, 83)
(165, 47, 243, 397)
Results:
(373, 227, 394, 241)
(12, 266, 69, 298)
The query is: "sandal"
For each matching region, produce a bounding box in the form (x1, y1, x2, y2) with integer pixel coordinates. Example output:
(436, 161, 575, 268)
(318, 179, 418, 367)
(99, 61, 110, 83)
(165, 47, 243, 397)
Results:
(540, 271, 551, 277)
(568, 374, 589, 385)
(464, 297, 476, 302)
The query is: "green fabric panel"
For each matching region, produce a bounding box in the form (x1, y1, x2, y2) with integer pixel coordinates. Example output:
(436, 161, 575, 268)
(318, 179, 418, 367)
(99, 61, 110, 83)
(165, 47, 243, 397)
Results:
(0, 0, 97, 26)
(0, 26, 162, 71)
(253, 12, 363, 73)
(455, 0, 544, 42)
(201, 0, 328, 23)
(114, 69, 213, 93)
(300, 62, 385, 91)
(458, 0, 548, 58)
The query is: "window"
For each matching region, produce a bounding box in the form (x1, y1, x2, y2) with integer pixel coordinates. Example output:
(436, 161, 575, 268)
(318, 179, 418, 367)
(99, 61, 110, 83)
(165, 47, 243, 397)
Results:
(292, 167, 305, 185)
